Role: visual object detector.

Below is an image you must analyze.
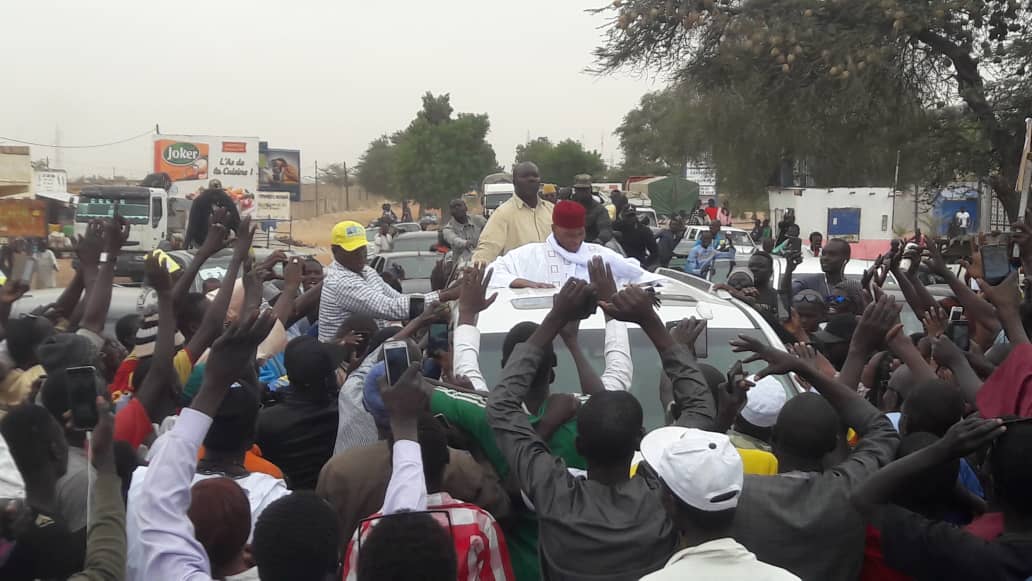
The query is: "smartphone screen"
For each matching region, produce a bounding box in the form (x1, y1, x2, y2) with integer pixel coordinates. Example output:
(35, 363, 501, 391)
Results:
(981, 245, 1010, 285)
(787, 238, 802, 254)
(947, 320, 970, 351)
(66, 366, 99, 430)
(383, 341, 410, 386)
(408, 296, 425, 321)
(949, 306, 965, 323)
(19, 257, 36, 284)
(428, 323, 450, 355)
(695, 319, 709, 359)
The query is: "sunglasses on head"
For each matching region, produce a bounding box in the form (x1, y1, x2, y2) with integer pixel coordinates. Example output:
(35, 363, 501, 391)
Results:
(793, 294, 823, 305)
(826, 295, 849, 305)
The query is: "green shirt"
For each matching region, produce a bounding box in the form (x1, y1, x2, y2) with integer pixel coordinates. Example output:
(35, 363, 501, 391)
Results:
(430, 387, 586, 581)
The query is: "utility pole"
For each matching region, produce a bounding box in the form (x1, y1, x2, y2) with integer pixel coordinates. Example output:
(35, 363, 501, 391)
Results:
(314, 160, 320, 215)
(343, 162, 351, 211)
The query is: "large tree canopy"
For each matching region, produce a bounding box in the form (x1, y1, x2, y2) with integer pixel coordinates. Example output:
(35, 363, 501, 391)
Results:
(514, 137, 608, 185)
(355, 136, 395, 198)
(595, 0, 1032, 217)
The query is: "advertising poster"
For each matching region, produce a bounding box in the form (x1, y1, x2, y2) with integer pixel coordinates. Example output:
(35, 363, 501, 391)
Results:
(259, 142, 301, 201)
(253, 191, 292, 221)
(35, 169, 68, 193)
(154, 135, 259, 216)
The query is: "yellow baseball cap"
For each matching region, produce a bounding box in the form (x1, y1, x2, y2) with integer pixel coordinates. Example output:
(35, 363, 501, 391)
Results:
(331, 220, 367, 251)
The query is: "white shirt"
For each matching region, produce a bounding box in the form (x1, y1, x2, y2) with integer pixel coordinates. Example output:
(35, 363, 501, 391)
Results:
(640, 538, 800, 581)
(131, 408, 290, 581)
(957, 211, 971, 228)
(452, 319, 633, 392)
(486, 239, 662, 289)
(373, 233, 394, 253)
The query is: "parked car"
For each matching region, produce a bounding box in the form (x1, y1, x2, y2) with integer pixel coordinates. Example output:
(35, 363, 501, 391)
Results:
(390, 231, 441, 253)
(474, 271, 802, 429)
(10, 286, 143, 336)
(368, 251, 441, 293)
(669, 226, 758, 270)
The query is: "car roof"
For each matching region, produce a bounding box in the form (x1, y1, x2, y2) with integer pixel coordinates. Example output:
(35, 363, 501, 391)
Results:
(791, 256, 871, 276)
(394, 231, 437, 238)
(476, 273, 756, 335)
(375, 251, 441, 259)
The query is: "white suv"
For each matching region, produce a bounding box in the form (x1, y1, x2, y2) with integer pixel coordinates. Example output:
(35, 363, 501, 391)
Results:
(474, 269, 801, 428)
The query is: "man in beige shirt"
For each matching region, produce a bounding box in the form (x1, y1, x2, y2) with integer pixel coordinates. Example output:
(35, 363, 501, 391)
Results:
(471, 161, 553, 264)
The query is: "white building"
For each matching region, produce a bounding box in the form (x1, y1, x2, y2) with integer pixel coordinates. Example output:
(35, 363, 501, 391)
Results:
(767, 186, 916, 243)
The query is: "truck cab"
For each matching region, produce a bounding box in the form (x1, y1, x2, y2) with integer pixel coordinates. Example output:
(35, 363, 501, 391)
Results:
(75, 186, 191, 279)
(482, 183, 515, 217)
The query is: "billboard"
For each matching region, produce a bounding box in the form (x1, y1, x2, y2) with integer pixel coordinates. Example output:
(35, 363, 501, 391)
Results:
(258, 142, 301, 201)
(154, 135, 260, 216)
(35, 169, 68, 193)
(253, 191, 292, 221)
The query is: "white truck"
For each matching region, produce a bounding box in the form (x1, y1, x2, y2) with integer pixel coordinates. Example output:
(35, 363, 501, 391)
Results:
(481, 172, 514, 218)
(74, 185, 191, 280)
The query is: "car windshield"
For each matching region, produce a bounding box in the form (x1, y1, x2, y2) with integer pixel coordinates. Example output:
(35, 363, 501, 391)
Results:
(485, 193, 510, 207)
(76, 198, 149, 224)
(725, 230, 755, 247)
(386, 256, 437, 279)
(479, 327, 794, 429)
(392, 235, 434, 252)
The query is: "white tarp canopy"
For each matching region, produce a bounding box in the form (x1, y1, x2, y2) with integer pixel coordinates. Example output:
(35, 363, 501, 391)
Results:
(35, 191, 76, 205)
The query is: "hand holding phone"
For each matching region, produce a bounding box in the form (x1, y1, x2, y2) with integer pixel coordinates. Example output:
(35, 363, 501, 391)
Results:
(382, 341, 411, 386)
(980, 244, 1010, 286)
(428, 322, 450, 356)
(66, 366, 100, 430)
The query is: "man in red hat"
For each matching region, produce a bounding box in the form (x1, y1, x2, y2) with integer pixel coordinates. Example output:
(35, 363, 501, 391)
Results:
(487, 201, 662, 289)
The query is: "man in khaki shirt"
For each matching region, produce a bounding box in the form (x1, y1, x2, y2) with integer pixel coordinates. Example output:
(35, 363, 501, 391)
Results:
(471, 161, 553, 264)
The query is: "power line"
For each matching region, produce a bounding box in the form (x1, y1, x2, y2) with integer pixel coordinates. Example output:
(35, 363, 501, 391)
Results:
(0, 128, 154, 149)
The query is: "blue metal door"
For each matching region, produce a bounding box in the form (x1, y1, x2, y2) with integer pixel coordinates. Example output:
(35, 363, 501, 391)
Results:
(828, 208, 861, 240)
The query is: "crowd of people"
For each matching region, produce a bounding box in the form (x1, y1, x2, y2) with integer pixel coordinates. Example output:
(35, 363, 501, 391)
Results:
(0, 168, 1029, 581)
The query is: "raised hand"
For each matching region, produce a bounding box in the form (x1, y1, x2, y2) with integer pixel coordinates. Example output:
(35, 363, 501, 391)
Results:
(853, 295, 903, 353)
(144, 252, 173, 293)
(283, 256, 303, 289)
(787, 342, 837, 378)
(419, 301, 451, 324)
(551, 278, 597, 322)
(199, 208, 230, 257)
(100, 216, 130, 255)
(378, 363, 429, 439)
(670, 317, 706, 355)
(922, 306, 948, 339)
(718, 360, 753, 417)
(938, 416, 1006, 458)
(959, 234, 986, 281)
(588, 256, 618, 303)
(75, 219, 105, 268)
(458, 264, 497, 321)
(203, 310, 277, 391)
(598, 284, 657, 325)
(233, 216, 257, 256)
(976, 271, 1020, 314)
(730, 335, 809, 379)
(923, 241, 950, 277)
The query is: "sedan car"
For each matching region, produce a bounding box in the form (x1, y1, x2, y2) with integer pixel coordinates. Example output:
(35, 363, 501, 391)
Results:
(368, 251, 442, 294)
(669, 226, 758, 270)
(10, 286, 144, 336)
(390, 231, 440, 253)
(475, 272, 801, 429)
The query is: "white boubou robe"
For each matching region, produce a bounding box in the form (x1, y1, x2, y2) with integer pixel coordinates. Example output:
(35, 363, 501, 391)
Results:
(487, 234, 664, 289)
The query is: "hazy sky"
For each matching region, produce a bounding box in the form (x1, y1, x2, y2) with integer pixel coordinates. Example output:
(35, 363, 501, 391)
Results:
(1, 0, 659, 180)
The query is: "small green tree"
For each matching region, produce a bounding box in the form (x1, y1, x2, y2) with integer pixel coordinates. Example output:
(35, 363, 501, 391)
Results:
(319, 162, 352, 191)
(514, 138, 607, 185)
(392, 93, 499, 211)
(356, 136, 396, 198)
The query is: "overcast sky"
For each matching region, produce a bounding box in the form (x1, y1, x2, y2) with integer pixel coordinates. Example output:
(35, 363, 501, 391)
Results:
(1, 0, 659, 180)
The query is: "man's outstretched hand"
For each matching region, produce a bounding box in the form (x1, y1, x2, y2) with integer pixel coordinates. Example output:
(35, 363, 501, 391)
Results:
(194, 309, 277, 416)
(670, 317, 706, 356)
(378, 362, 428, 442)
(588, 256, 618, 303)
(730, 335, 812, 379)
(458, 264, 497, 324)
(551, 278, 598, 322)
(599, 285, 659, 326)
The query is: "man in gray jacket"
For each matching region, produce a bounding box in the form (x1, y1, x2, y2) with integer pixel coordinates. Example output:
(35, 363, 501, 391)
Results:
(487, 280, 716, 580)
(728, 296, 902, 581)
(441, 198, 486, 266)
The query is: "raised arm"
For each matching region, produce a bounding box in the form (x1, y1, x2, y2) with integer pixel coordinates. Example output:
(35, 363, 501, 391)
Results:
(172, 211, 228, 307)
(589, 257, 633, 392)
(838, 292, 902, 390)
(287, 281, 321, 328)
(184, 217, 255, 361)
(852, 417, 1004, 516)
(930, 337, 984, 405)
(454, 264, 497, 392)
(601, 286, 715, 430)
(378, 364, 429, 514)
(924, 241, 1001, 337)
(80, 217, 130, 335)
(977, 272, 1030, 346)
(271, 257, 302, 325)
(486, 279, 593, 509)
(133, 254, 180, 425)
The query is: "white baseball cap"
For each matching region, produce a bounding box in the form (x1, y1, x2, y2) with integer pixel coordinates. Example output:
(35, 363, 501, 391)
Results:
(640, 427, 743, 512)
(740, 375, 788, 428)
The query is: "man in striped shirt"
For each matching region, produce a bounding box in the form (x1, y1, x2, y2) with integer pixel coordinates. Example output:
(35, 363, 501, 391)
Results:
(318, 220, 460, 341)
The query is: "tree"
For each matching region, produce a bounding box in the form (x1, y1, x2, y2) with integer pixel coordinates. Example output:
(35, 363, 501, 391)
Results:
(594, 0, 1032, 219)
(30, 159, 49, 171)
(356, 136, 396, 198)
(616, 86, 711, 178)
(319, 162, 353, 191)
(392, 92, 499, 210)
(514, 137, 607, 185)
